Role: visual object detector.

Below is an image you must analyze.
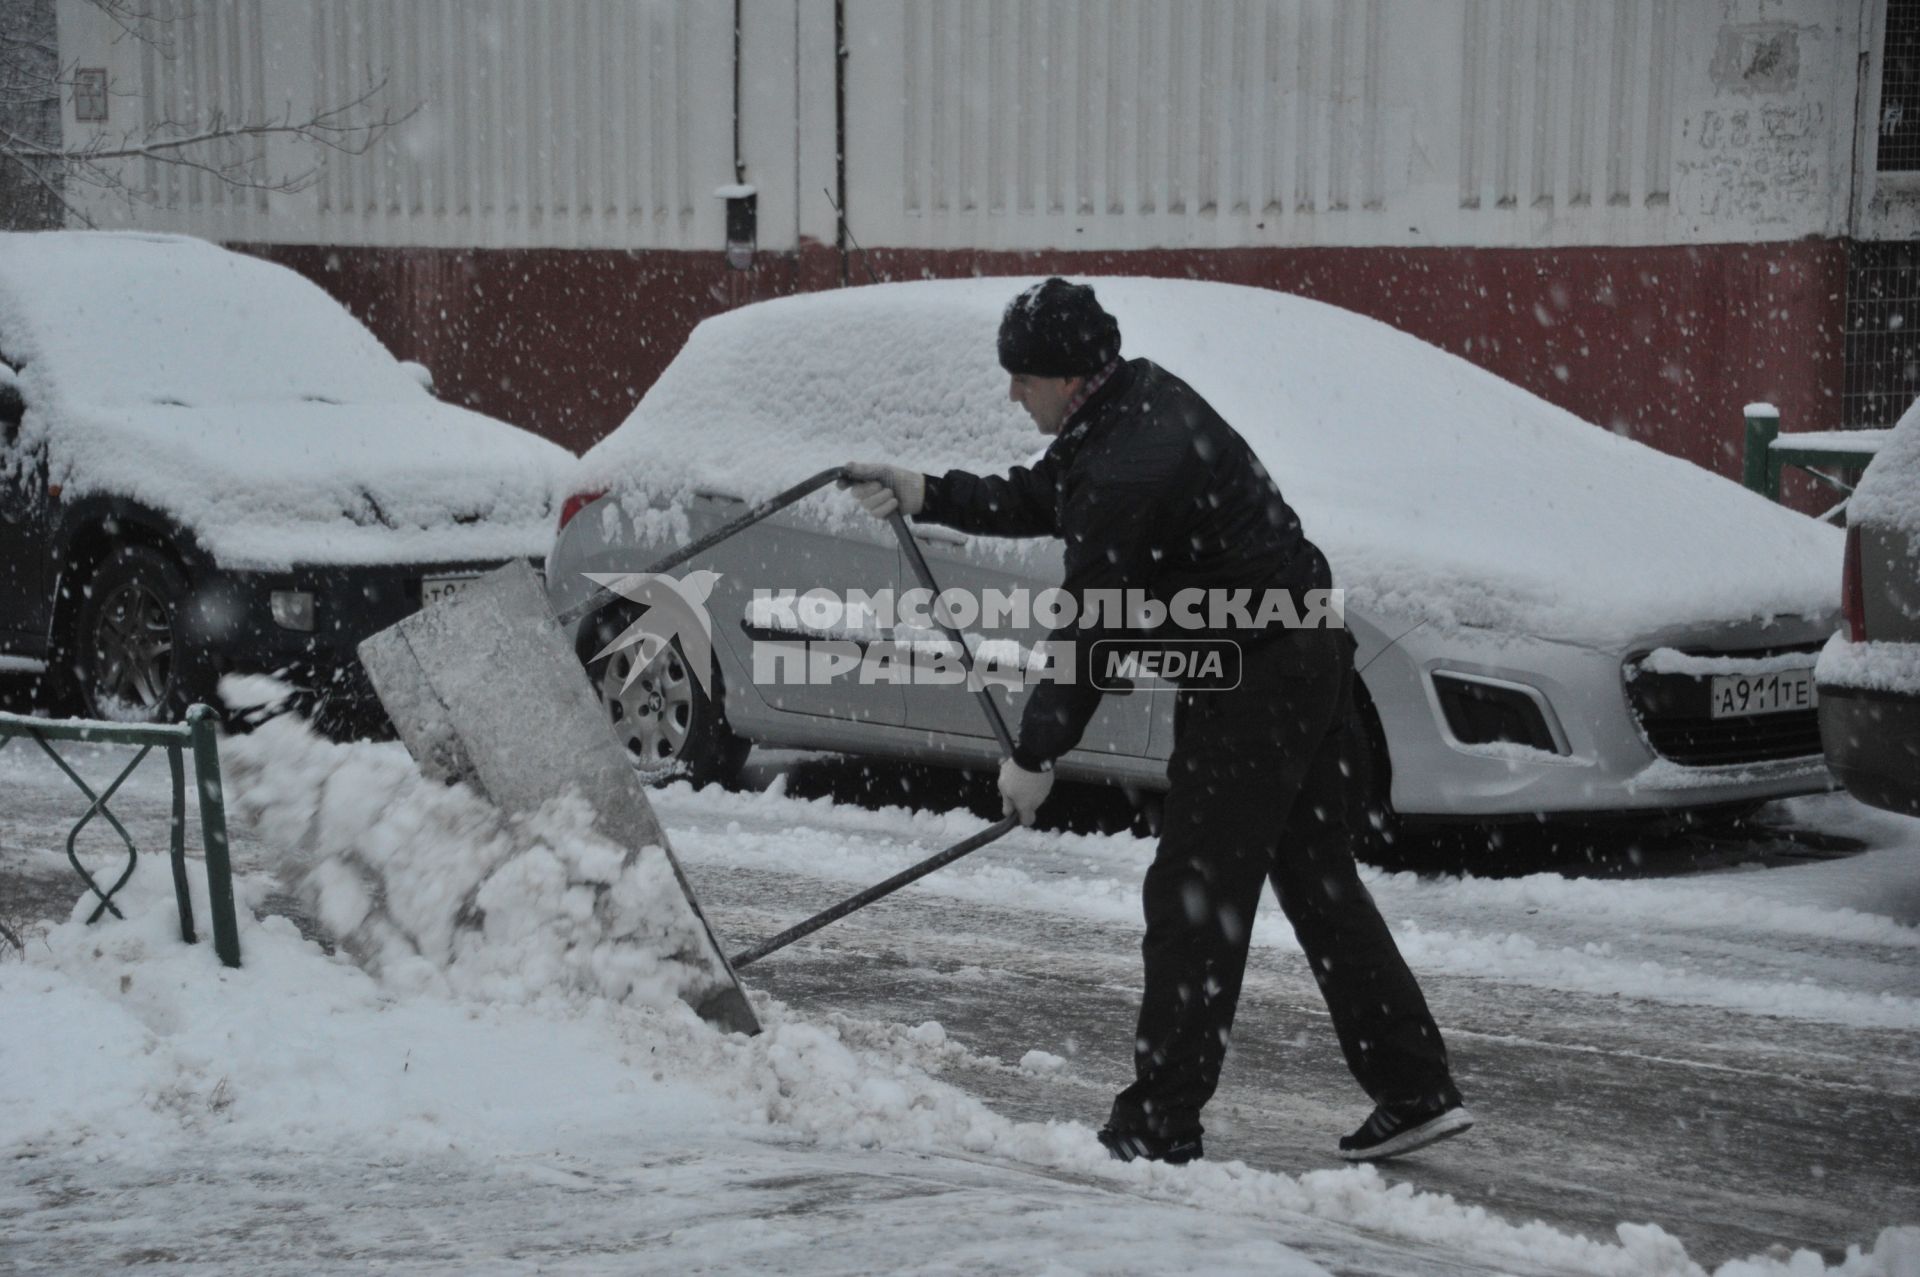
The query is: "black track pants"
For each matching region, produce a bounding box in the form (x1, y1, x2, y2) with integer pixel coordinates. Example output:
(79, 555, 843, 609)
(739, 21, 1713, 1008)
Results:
(1109, 627, 1457, 1141)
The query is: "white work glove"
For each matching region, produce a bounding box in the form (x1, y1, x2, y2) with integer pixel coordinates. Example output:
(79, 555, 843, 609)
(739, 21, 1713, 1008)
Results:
(998, 758, 1054, 827)
(840, 460, 926, 519)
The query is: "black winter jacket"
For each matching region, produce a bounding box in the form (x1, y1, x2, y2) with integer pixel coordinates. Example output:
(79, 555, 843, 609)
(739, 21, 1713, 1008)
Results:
(918, 358, 1331, 770)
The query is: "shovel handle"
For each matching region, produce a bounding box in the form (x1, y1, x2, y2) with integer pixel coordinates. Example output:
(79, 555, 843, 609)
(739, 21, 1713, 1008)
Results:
(558, 467, 1020, 760)
(888, 511, 1017, 755)
(556, 466, 848, 628)
(728, 814, 1020, 970)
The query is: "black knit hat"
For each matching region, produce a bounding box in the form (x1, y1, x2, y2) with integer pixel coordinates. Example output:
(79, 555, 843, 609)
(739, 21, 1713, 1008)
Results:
(997, 277, 1122, 377)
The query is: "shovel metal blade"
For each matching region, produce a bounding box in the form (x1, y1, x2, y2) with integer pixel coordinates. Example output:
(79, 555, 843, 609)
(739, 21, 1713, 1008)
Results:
(356, 559, 758, 1035)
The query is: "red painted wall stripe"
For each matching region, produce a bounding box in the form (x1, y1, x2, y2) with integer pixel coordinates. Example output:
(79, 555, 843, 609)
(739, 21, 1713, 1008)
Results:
(241, 240, 1845, 511)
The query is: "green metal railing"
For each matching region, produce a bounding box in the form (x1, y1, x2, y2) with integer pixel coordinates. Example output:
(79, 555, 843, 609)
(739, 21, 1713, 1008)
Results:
(0, 703, 240, 968)
(1741, 405, 1888, 523)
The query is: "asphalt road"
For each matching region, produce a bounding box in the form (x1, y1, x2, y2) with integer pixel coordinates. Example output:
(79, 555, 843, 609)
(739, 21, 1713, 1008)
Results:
(694, 759, 1916, 1270)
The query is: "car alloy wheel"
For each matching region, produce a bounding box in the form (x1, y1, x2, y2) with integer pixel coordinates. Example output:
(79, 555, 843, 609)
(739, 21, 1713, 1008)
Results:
(601, 641, 697, 773)
(580, 609, 751, 789)
(92, 577, 174, 712)
(75, 544, 212, 724)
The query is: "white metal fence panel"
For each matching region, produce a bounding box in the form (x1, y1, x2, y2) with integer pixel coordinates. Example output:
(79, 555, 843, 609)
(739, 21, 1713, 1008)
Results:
(844, 0, 1857, 250)
(62, 0, 739, 248)
(852, 0, 1410, 249)
(132, 0, 272, 221)
(58, 0, 1863, 250)
(310, 0, 730, 248)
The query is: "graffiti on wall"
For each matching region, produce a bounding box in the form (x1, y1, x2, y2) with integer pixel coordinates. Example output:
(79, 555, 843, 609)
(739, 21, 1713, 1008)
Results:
(1677, 23, 1831, 227)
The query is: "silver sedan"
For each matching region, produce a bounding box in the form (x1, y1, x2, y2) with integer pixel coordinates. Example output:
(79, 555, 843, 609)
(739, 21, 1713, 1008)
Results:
(547, 278, 1840, 840)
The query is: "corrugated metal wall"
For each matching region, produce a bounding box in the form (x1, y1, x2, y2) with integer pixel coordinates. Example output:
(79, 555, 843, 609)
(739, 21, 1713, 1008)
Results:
(844, 0, 1846, 250)
(873, 0, 1398, 234)
(897, 1, 1385, 218)
(64, 0, 739, 248)
(61, 0, 1861, 249)
(1457, 0, 1679, 212)
(310, 0, 727, 247)
(135, 0, 270, 218)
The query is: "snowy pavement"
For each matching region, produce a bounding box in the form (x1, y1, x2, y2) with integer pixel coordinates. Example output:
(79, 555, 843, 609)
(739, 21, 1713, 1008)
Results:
(2, 723, 1917, 1276)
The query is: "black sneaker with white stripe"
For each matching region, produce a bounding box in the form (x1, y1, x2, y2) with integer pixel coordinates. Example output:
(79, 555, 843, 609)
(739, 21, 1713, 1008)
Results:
(1337, 1093, 1474, 1162)
(1098, 1125, 1204, 1165)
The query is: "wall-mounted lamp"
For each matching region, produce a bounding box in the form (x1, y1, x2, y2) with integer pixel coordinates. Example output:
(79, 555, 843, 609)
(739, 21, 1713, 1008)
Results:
(716, 184, 757, 270)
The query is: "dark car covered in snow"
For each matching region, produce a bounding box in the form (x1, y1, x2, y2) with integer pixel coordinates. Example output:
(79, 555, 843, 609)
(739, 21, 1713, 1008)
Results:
(0, 232, 571, 726)
(1817, 398, 1920, 815)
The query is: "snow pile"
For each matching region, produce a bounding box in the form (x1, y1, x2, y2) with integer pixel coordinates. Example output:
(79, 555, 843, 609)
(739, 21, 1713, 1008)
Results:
(573, 277, 1840, 647)
(7, 722, 1912, 1267)
(0, 852, 735, 1167)
(0, 232, 571, 569)
(3, 721, 1916, 1273)
(5, 847, 1914, 1276)
(1818, 635, 1920, 697)
(220, 711, 719, 1011)
(1637, 648, 1822, 677)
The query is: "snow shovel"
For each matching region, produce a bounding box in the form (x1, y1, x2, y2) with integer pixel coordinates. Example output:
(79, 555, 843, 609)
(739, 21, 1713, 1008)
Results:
(355, 467, 852, 1036)
(357, 469, 1023, 1023)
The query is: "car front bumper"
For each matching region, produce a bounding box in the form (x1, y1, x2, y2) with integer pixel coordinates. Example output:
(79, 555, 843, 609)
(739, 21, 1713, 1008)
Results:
(1370, 617, 1837, 821)
(190, 559, 534, 727)
(1818, 684, 1920, 817)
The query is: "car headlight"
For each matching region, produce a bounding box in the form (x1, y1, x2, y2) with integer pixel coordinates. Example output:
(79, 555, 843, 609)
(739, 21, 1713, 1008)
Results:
(1431, 672, 1565, 754)
(270, 589, 315, 632)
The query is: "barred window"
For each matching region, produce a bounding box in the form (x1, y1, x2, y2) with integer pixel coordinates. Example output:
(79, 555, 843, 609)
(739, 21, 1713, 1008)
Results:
(1843, 242, 1920, 429)
(1880, 1, 1920, 172)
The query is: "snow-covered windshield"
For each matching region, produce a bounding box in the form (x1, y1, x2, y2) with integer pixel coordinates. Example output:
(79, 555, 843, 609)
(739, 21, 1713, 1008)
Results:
(0, 232, 421, 409)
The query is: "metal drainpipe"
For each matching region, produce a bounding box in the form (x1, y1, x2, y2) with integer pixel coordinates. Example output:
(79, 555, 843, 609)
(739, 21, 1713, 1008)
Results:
(732, 0, 745, 187)
(835, 0, 848, 286)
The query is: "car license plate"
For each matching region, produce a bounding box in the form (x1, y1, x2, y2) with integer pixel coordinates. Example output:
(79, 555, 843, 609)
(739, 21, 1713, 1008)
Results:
(1709, 668, 1817, 718)
(421, 574, 481, 607)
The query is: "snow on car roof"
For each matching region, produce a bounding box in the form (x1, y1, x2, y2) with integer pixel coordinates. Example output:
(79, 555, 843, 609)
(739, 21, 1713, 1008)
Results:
(577, 276, 1840, 646)
(0, 231, 418, 405)
(0, 232, 571, 569)
(1850, 396, 1919, 540)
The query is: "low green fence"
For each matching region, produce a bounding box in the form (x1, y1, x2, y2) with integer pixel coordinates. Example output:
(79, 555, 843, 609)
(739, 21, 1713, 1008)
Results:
(1741, 405, 1889, 522)
(0, 703, 240, 968)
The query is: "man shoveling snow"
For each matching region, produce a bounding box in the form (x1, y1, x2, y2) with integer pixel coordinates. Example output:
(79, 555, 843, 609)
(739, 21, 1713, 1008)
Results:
(842, 277, 1471, 1165)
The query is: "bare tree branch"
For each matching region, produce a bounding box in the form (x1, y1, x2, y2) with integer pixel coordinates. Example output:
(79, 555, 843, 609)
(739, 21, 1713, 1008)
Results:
(72, 84, 414, 165)
(0, 0, 419, 225)
(86, 0, 173, 54)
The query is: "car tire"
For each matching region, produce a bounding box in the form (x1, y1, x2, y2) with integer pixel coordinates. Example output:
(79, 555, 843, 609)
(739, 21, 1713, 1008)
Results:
(74, 544, 216, 723)
(581, 608, 750, 789)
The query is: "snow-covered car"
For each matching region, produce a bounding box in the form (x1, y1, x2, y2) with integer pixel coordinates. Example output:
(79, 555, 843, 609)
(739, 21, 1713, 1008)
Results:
(0, 232, 572, 726)
(546, 278, 1840, 836)
(1817, 398, 1920, 816)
